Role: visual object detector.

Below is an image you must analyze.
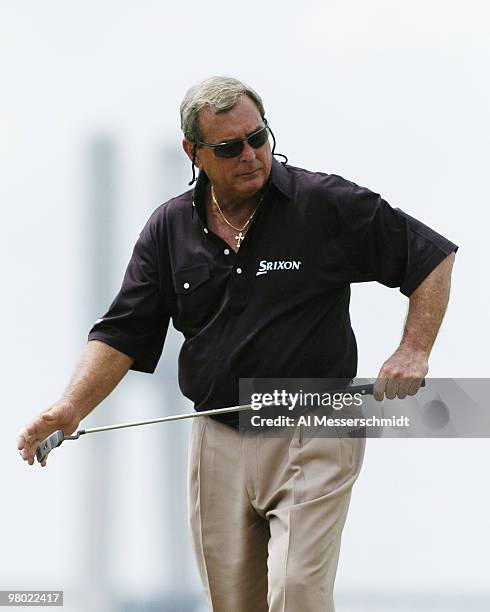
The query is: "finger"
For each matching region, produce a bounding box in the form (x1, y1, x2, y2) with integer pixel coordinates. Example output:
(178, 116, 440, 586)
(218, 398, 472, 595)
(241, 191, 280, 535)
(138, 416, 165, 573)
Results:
(17, 426, 33, 450)
(19, 417, 46, 454)
(396, 378, 413, 400)
(24, 417, 52, 454)
(407, 378, 423, 396)
(21, 436, 41, 462)
(21, 447, 32, 461)
(385, 378, 400, 400)
(373, 377, 388, 401)
(21, 437, 35, 459)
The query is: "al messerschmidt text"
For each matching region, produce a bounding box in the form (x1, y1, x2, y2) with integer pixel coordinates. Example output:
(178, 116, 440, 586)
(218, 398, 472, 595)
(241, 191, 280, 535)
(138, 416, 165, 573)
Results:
(250, 414, 411, 428)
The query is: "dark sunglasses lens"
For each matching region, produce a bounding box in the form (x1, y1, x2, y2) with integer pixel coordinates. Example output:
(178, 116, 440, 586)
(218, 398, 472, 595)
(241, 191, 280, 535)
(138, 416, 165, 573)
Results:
(249, 127, 269, 149)
(212, 126, 269, 158)
(214, 141, 244, 158)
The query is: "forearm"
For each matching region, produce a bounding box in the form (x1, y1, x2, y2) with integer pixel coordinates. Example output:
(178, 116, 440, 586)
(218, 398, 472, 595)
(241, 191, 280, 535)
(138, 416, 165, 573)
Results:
(399, 252, 456, 356)
(62, 340, 134, 420)
(373, 252, 456, 399)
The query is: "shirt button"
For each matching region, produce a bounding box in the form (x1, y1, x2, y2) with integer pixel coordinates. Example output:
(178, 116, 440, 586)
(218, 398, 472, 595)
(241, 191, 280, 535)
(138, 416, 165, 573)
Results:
(224, 249, 230, 255)
(236, 268, 242, 274)
(183, 282, 190, 289)
(203, 227, 209, 234)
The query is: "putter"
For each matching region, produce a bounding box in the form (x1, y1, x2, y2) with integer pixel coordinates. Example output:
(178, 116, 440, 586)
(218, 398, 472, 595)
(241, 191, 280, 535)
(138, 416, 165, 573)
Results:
(35, 380, 425, 463)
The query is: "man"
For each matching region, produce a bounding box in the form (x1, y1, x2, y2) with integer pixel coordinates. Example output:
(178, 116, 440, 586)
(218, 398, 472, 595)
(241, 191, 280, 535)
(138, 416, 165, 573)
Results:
(18, 76, 457, 611)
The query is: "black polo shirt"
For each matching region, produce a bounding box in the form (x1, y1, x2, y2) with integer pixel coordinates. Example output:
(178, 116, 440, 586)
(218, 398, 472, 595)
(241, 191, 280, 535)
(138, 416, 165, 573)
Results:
(88, 158, 458, 426)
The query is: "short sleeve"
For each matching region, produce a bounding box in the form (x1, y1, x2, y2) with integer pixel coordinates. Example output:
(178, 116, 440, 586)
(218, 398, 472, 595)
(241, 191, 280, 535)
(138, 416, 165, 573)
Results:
(341, 182, 458, 296)
(87, 220, 170, 373)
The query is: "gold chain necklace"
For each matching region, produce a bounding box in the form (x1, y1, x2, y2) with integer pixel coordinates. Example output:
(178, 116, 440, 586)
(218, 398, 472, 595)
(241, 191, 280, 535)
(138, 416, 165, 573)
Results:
(211, 186, 264, 249)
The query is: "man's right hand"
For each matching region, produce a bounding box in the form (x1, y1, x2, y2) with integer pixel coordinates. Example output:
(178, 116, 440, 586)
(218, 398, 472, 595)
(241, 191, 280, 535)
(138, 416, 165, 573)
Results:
(17, 400, 80, 467)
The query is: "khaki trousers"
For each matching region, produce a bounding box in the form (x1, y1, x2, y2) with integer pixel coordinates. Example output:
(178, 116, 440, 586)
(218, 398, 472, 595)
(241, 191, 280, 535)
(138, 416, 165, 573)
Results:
(187, 415, 365, 612)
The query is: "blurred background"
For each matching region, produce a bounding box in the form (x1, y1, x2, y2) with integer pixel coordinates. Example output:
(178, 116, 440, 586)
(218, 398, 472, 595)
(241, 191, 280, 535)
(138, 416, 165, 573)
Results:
(2, 1, 489, 610)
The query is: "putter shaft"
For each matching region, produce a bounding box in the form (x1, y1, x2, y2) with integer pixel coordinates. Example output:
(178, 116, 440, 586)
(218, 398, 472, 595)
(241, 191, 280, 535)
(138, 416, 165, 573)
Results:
(35, 380, 425, 463)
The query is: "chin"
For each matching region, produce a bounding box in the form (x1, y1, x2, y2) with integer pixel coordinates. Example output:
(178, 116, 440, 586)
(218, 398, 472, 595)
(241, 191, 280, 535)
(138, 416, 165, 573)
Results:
(236, 170, 265, 194)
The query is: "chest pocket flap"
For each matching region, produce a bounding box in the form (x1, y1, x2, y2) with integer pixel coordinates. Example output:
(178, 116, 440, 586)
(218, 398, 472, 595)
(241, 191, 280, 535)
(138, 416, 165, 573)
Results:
(174, 263, 211, 295)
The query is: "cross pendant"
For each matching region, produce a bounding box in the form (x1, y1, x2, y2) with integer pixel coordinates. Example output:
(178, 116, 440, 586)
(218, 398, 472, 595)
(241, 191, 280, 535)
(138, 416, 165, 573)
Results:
(235, 231, 245, 249)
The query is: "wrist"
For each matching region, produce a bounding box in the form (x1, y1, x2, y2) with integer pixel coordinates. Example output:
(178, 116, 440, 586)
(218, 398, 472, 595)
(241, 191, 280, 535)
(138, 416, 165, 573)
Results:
(396, 343, 430, 360)
(60, 395, 84, 421)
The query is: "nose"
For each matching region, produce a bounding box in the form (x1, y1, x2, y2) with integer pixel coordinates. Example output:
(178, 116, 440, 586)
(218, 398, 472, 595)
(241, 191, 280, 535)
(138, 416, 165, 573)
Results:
(239, 140, 256, 162)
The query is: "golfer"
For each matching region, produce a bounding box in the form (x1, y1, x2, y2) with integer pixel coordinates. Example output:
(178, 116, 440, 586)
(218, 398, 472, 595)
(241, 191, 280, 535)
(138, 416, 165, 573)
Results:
(18, 76, 457, 611)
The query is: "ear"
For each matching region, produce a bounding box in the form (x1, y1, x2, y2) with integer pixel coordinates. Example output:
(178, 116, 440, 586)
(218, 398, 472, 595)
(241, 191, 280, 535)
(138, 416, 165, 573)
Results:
(182, 139, 201, 169)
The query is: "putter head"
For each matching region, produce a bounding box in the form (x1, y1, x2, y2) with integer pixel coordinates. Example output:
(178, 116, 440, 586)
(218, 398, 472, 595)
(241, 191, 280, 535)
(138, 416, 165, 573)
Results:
(36, 430, 65, 463)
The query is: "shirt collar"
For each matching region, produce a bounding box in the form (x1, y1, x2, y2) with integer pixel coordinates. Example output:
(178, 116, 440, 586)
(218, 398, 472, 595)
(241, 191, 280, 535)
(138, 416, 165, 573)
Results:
(192, 170, 209, 219)
(192, 157, 293, 218)
(269, 157, 294, 199)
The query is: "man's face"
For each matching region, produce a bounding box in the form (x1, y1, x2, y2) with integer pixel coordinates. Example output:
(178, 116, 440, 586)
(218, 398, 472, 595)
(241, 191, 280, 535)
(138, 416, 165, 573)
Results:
(183, 95, 272, 200)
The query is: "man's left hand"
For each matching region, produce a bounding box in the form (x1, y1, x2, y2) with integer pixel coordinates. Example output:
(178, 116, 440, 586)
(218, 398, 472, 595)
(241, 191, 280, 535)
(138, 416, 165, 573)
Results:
(373, 346, 429, 401)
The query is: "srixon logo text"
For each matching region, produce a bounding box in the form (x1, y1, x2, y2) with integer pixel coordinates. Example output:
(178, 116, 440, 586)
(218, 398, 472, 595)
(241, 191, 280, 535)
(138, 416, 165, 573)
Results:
(256, 260, 302, 276)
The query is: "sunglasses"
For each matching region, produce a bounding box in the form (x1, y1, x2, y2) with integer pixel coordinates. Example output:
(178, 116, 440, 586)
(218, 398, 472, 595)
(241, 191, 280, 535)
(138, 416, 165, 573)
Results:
(197, 120, 270, 159)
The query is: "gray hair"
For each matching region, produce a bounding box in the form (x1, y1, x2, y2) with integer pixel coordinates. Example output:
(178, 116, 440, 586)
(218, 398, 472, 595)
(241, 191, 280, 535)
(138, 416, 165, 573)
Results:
(180, 76, 266, 143)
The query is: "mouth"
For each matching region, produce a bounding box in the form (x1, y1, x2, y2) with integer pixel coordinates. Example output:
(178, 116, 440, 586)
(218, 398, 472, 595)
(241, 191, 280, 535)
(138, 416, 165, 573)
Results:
(239, 168, 261, 177)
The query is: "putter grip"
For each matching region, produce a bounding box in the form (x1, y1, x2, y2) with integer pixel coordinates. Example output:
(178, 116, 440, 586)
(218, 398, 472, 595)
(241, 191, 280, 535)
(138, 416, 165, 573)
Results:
(35, 430, 64, 463)
(352, 379, 426, 395)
